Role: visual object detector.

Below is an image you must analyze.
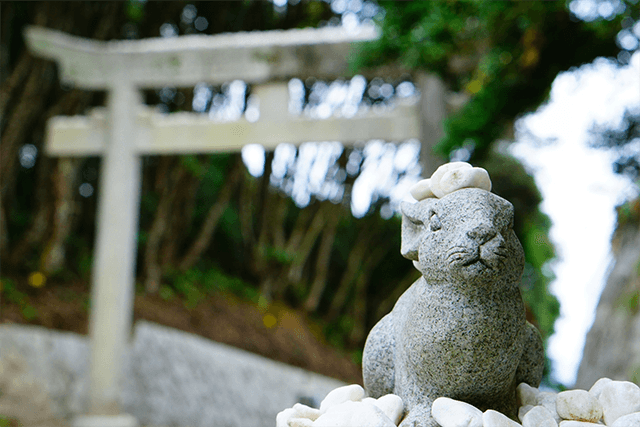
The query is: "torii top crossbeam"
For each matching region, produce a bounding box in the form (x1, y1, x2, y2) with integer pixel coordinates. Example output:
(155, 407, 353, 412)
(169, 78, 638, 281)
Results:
(24, 25, 378, 88)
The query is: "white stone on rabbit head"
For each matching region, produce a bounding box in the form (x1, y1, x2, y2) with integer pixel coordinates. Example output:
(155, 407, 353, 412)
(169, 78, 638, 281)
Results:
(410, 162, 491, 201)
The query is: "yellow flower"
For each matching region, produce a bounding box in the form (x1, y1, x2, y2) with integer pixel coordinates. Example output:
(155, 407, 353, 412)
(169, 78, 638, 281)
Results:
(28, 272, 46, 288)
(521, 48, 539, 69)
(263, 314, 277, 329)
(466, 79, 483, 94)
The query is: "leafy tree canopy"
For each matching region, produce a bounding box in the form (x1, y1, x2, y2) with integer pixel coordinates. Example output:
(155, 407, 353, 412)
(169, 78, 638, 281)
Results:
(353, 0, 636, 161)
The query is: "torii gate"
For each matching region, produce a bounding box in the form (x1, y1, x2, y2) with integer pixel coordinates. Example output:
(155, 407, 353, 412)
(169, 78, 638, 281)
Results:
(25, 25, 446, 427)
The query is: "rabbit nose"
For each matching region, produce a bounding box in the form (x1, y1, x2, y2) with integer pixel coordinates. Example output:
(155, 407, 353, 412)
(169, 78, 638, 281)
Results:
(467, 225, 496, 244)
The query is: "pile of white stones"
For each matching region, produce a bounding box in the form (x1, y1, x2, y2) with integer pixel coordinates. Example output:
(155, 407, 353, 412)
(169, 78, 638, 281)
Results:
(276, 378, 640, 427)
(276, 384, 403, 427)
(434, 378, 640, 427)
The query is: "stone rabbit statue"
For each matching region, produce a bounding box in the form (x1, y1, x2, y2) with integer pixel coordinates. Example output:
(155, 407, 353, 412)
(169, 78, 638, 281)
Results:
(362, 162, 545, 427)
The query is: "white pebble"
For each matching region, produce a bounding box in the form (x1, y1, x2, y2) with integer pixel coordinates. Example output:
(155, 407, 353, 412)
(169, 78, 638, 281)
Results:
(610, 412, 640, 427)
(483, 409, 522, 427)
(372, 394, 404, 425)
(438, 167, 491, 196)
(278, 403, 323, 427)
(522, 406, 558, 427)
(290, 418, 315, 427)
(537, 392, 562, 423)
(558, 421, 602, 426)
(556, 390, 603, 423)
(277, 407, 296, 427)
(519, 405, 534, 422)
(292, 403, 322, 421)
(517, 383, 540, 407)
(429, 162, 472, 198)
(313, 400, 395, 427)
(431, 397, 483, 427)
(588, 378, 613, 401)
(410, 179, 435, 201)
(319, 384, 365, 413)
(598, 381, 640, 426)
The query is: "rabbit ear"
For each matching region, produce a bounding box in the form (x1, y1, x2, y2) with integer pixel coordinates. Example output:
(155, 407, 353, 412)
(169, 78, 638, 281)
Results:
(400, 200, 435, 261)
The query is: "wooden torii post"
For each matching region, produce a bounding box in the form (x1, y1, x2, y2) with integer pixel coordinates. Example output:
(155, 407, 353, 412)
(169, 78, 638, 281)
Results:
(24, 25, 445, 426)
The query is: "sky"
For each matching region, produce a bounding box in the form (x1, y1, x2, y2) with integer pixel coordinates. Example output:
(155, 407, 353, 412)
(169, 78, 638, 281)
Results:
(510, 50, 640, 386)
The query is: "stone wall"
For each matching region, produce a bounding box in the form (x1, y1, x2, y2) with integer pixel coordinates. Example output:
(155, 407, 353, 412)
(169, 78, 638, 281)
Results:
(0, 321, 344, 427)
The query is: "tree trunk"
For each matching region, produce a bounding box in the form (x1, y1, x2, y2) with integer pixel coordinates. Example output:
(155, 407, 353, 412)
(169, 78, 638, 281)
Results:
(303, 204, 341, 313)
(158, 165, 191, 268)
(284, 203, 317, 254)
(348, 243, 389, 345)
(178, 157, 243, 271)
(40, 158, 80, 274)
(286, 201, 329, 285)
(0, 199, 9, 262)
(7, 155, 54, 267)
(0, 52, 33, 123)
(238, 170, 257, 256)
(0, 60, 51, 197)
(259, 191, 292, 300)
(326, 221, 382, 321)
(143, 156, 177, 293)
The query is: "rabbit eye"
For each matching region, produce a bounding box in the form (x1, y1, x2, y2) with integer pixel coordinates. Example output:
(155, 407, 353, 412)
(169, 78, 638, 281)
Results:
(429, 213, 441, 231)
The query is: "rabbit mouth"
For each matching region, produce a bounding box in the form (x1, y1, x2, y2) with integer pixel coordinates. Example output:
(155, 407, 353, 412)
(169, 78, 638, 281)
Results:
(447, 246, 508, 270)
(461, 255, 492, 270)
(447, 250, 490, 270)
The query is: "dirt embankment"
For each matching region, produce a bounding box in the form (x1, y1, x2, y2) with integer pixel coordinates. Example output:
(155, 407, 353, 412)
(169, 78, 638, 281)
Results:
(0, 281, 363, 385)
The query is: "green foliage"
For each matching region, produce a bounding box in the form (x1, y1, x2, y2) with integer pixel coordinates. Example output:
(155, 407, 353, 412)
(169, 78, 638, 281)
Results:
(159, 285, 176, 302)
(622, 289, 640, 315)
(180, 155, 208, 179)
(324, 314, 355, 350)
(264, 245, 294, 265)
(350, 349, 363, 366)
(165, 266, 259, 309)
(0, 278, 38, 321)
(172, 269, 206, 309)
(353, 1, 625, 160)
(519, 212, 559, 339)
(629, 364, 640, 385)
(615, 197, 640, 231)
(140, 192, 160, 224)
(219, 204, 244, 246)
(125, 0, 145, 23)
(192, 154, 232, 218)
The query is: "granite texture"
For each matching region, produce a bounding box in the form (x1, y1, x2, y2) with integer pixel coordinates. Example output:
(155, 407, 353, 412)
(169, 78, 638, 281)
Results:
(362, 188, 545, 427)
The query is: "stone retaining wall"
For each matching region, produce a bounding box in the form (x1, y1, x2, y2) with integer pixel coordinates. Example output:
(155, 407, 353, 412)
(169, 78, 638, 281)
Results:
(0, 321, 344, 427)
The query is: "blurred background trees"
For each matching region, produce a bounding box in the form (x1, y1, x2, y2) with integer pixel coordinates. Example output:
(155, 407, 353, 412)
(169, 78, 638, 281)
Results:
(1, 0, 636, 377)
